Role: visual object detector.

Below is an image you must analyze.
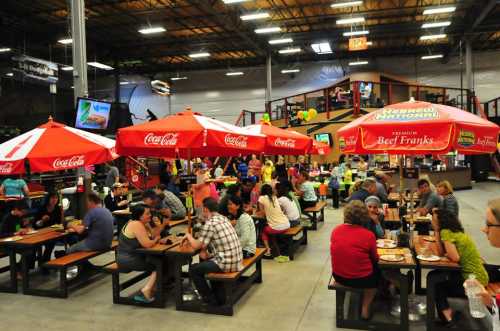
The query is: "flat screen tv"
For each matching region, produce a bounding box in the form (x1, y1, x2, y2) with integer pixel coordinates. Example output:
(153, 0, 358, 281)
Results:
(75, 97, 111, 130)
(314, 133, 333, 146)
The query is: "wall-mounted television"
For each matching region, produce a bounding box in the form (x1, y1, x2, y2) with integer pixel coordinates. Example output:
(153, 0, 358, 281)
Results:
(314, 133, 333, 146)
(75, 97, 111, 130)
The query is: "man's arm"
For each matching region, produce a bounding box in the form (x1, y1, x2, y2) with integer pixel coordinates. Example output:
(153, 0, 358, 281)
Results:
(182, 232, 204, 250)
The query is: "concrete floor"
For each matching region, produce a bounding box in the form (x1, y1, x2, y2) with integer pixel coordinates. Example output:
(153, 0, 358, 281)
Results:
(0, 182, 498, 331)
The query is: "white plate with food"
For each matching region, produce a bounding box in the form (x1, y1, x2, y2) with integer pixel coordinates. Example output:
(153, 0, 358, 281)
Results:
(377, 239, 397, 248)
(417, 255, 441, 262)
(2, 236, 23, 242)
(25, 230, 38, 235)
(380, 254, 404, 262)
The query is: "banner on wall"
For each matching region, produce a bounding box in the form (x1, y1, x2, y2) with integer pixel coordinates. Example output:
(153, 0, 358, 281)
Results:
(12, 55, 58, 84)
(349, 37, 368, 51)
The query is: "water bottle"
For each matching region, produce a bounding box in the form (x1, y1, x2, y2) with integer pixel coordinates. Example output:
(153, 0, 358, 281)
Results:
(464, 274, 486, 318)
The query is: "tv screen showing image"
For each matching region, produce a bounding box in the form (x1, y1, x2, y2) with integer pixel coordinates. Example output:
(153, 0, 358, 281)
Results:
(75, 97, 111, 130)
(314, 133, 333, 146)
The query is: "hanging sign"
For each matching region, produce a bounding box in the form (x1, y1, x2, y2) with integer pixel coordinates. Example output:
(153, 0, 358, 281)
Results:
(12, 55, 58, 83)
(349, 37, 368, 51)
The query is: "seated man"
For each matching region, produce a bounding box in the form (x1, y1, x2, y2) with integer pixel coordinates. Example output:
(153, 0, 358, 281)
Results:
(142, 189, 171, 237)
(182, 197, 243, 305)
(155, 185, 186, 220)
(67, 192, 114, 253)
(0, 200, 29, 238)
(417, 179, 442, 216)
(349, 178, 377, 203)
(104, 183, 129, 212)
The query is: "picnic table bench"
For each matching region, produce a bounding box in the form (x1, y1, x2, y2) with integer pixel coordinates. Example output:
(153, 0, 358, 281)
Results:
(303, 201, 327, 230)
(276, 226, 307, 260)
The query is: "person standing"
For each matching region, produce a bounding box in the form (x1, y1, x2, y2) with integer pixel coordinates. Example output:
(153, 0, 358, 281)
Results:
(182, 198, 242, 305)
(275, 156, 288, 184)
(248, 154, 262, 177)
(0, 175, 29, 198)
(343, 163, 353, 199)
(261, 160, 274, 184)
(105, 162, 120, 188)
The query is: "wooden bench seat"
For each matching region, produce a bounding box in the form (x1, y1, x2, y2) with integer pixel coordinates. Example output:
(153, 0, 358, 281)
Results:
(328, 275, 368, 329)
(303, 201, 327, 230)
(276, 226, 307, 260)
(178, 248, 265, 316)
(167, 218, 189, 228)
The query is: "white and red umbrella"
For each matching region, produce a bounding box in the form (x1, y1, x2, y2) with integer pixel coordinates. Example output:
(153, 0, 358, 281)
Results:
(0, 118, 117, 175)
(242, 123, 313, 155)
(116, 110, 266, 158)
(309, 140, 331, 155)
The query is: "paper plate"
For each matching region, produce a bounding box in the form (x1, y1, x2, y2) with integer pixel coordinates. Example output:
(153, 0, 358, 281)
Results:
(417, 255, 440, 262)
(2, 236, 23, 242)
(26, 230, 38, 235)
(380, 254, 404, 262)
(377, 239, 397, 248)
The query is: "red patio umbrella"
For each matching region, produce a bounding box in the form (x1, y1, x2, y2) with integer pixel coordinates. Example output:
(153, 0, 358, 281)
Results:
(116, 111, 265, 158)
(337, 100, 499, 155)
(0, 118, 117, 175)
(309, 140, 331, 156)
(242, 123, 313, 155)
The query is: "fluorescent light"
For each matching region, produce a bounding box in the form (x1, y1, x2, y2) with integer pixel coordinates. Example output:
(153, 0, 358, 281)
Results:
(226, 71, 244, 76)
(422, 21, 451, 28)
(0, 47, 12, 53)
(57, 38, 73, 45)
(366, 41, 373, 45)
(421, 54, 444, 60)
(171, 76, 188, 81)
(88, 62, 114, 70)
(5, 72, 13, 77)
(61, 66, 73, 71)
(281, 69, 300, 74)
(420, 34, 447, 40)
(255, 27, 281, 34)
(189, 52, 210, 58)
(138, 26, 166, 34)
(423, 6, 456, 15)
(343, 30, 369, 36)
(222, 0, 249, 3)
(279, 47, 301, 54)
(241, 12, 270, 21)
(311, 42, 332, 54)
(336, 17, 365, 25)
(331, 1, 363, 8)
(119, 81, 130, 85)
(349, 60, 368, 66)
(269, 38, 293, 45)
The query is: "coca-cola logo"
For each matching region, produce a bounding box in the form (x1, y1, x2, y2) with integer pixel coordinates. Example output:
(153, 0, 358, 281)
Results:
(224, 134, 248, 148)
(0, 163, 14, 174)
(144, 133, 179, 146)
(53, 155, 85, 169)
(274, 137, 296, 149)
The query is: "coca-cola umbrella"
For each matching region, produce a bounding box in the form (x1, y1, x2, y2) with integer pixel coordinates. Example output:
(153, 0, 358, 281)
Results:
(241, 123, 313, 155)
(116, 110, 266, 158)
(0, 117, 117, 175)
(309, 140, 332, 156)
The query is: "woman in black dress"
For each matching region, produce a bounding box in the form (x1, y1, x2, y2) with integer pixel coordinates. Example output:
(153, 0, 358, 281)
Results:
(35, 192, 63, 263)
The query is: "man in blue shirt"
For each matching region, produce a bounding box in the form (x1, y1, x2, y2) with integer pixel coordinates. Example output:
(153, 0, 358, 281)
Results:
(67, 192, 114, 253)
(349, 178, 378, 203)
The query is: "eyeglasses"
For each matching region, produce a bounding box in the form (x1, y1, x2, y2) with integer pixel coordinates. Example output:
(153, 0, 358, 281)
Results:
(485, 220, 500, 228)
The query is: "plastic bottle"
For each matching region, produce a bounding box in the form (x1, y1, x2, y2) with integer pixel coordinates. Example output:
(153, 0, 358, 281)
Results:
(464, 274, 486, 318)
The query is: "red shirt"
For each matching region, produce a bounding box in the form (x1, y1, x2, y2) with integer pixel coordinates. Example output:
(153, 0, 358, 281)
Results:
(330, 223, 379, 279)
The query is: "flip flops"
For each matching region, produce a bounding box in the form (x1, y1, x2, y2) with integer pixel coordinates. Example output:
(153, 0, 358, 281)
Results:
(273, 255, 290, 263)
(133, 292, 155, 303)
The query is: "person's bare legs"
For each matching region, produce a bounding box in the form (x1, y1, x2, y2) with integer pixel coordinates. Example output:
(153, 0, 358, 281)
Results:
(141, 271, 157, 299)
(263, 239, 271, 255)
(441, 308, 453, 321)
(361, 288, 377, 319)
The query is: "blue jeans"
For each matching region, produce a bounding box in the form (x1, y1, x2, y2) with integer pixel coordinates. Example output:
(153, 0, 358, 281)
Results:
(67, 240, 92, 254)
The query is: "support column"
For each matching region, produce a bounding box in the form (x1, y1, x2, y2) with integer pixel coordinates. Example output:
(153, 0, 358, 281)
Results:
(71, 0, 88, 102)
(465, 38, 473, 92)
(265, 55, 272, 111)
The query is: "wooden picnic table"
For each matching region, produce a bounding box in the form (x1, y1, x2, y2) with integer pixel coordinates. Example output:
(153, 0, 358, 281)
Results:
(387, 192, 420, 202)
(0, 191, 47, 202)
(0, 226, 71, 294)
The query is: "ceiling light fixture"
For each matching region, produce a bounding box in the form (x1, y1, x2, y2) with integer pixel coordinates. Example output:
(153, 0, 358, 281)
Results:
(336, 17, 365, 25)
(420, 34, 447, 40)
(366, 41, 373, 46)
(421, 21, 451, 28)
(88, 62, 114, 70)
(349, 60, 368, 66)
(331, 1, 363, 8)
(343, 30, 369, 36)
(5, 72, 13, 77)
(278, 47, 301, 54)
(226, 71, 244, 76)
(57, 38, 73, 45)
(423, 6, 456, 15)
(222, 0, 250, 3)
(119, 81, 130, 85)
(421, 54, 444, 60)
(171, 76, 188, 81)
(189, 52, 210, 58)
(269, 38, 293, 45)
(138, 26, 166, 34)
(241, 12, 270, 21)
(311, 42, 333, 54)
(0, 47, 12, 53)
(281, 69, 300, 74)
(61, 66, 74, 71)
(255, 27, 281, 34)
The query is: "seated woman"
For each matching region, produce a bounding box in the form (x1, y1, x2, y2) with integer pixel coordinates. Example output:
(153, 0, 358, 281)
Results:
(34, 192, 63, 264)
(294, 170, 317, 210)
(436, 180, 459, 217)
(364, 196, 385, 239)
(258, 184, 290, 261)
(330, 200, 379, 320)
(428, 209, 489, 327)
(276, 182, 300, 227)
(227, 195, 256, 259)
(117, 204, 166, 303)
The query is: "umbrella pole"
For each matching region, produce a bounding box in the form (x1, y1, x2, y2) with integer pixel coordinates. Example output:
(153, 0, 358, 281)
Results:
(187, 149, 193, 234)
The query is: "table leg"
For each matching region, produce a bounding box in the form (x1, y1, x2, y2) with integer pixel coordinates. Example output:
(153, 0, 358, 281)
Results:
(0, 248, 18, 293)
(415, 264, 425, 295)
(398, 270, 410, 331)
(173, 257, 184, 308)
(153, 257, 164, 308)
(20, 249, 30, 294)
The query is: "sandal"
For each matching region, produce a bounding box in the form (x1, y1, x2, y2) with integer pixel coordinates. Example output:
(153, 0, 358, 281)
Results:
(133, 292, 155, 303)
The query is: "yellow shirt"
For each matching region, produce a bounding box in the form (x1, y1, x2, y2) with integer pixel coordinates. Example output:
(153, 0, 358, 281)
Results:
(262, 166, 273, 183)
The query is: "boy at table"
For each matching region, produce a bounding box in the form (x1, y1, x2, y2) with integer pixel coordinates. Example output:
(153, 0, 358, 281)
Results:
(142, 190, 171, 237)
(182, 197, 243, 305)
(104, 183, 129, 212)
(0, 200, 30, 238)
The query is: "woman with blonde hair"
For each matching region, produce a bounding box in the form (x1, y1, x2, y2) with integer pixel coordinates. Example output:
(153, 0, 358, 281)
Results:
(436, 180, 459, 217)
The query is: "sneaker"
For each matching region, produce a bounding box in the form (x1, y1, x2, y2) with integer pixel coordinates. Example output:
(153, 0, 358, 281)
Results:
(274, 255, 290, 263)
(66, 266, 78, 280)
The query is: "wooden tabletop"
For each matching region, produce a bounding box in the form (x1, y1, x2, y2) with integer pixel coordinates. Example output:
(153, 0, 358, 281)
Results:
(136, 236, 183, 256)
(404, 214, 432, 223)
(388, 192, 420, 202)
(0, 191, 47, 201)
(0, 227, 70, 248)
(112, 208, 131, 215)
(377, 247, 416, 269)
(413, 235, 460, 270)
(384, 208, 400, 222)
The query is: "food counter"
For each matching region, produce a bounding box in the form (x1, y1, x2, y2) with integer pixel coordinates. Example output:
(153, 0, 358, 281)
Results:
(387, 167, 471, 191)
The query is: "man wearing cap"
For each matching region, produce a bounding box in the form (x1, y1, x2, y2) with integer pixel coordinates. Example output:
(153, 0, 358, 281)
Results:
(104, 183, 129, 212)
